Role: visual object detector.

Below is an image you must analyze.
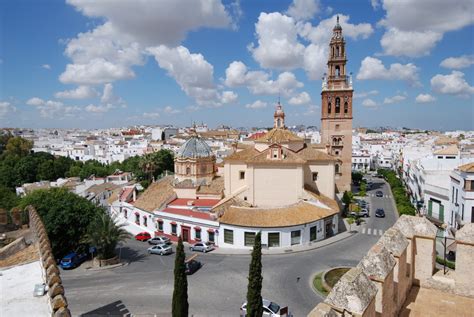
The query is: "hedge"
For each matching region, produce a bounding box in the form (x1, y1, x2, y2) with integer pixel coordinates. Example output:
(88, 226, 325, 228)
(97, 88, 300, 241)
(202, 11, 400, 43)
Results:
(377, 169, 416, 216)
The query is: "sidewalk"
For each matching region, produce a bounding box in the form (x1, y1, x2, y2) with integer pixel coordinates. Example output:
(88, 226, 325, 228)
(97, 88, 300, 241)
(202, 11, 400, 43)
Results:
(211, 229, 356, 256)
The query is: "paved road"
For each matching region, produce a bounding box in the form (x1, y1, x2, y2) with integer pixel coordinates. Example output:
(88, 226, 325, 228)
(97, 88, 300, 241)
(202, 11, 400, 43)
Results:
(62, 179, 398, 317)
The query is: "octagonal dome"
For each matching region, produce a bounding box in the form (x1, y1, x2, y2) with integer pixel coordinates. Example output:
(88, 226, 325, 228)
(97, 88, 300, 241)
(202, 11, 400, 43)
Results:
(177, 136, 213, 158)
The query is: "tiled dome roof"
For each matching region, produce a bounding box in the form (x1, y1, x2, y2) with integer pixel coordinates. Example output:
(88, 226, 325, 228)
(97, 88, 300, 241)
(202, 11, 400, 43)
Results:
(177, 136, 213, 158)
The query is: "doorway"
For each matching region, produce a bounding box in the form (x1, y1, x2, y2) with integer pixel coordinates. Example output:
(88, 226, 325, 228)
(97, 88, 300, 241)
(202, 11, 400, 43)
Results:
(182, 227, 190, 242)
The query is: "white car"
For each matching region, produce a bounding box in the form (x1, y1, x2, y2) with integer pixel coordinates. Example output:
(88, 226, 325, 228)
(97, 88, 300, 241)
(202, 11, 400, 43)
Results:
(147, 244, 172, 255)
(190, 242, 214, 253)
(240, 299, 292, 316)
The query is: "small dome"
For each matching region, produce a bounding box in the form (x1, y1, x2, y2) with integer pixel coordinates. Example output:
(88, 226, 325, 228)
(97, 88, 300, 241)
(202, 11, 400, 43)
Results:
(177, 136, 213, 158)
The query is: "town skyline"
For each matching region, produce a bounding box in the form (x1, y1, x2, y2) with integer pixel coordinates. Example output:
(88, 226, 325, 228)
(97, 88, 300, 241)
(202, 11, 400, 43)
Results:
(0, 0, 473, 131)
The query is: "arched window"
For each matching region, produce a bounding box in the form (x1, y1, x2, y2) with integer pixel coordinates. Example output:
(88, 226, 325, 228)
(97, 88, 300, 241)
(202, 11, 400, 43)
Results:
(328, 103, 332, 114)
(335, 164, 340, 174)
(186, 167, 191, 175)
(344, 102, 348, 114)
(335, 66, 340, 77)
(336, 46, 340, 56)
(335, 97, 341, 113)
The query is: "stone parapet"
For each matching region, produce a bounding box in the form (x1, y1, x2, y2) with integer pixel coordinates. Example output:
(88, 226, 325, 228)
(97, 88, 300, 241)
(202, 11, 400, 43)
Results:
(455, 223, 474, 296)
(26, 206, 71, 317)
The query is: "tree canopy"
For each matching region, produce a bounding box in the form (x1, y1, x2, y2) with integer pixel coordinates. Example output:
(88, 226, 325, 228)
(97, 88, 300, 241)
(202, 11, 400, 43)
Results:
(172, 237, 188, 317)
(18, 188, 104, 258)
(246, 232, 263, 317)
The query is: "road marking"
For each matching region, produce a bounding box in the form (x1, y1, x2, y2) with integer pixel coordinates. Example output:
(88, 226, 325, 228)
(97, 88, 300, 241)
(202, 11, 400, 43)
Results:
(379, 229, 383, 236)
(362, 228, 366, 234)
(367, 228, 372, 235)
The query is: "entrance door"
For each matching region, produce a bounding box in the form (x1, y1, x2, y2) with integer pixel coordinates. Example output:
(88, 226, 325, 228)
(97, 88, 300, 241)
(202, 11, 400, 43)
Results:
(325, 221, 333, 238)
(182, 227, 190, 242)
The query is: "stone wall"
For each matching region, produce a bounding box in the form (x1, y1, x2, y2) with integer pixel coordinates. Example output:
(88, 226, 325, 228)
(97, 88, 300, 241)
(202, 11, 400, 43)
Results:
(309, 216, 474, 317)
(27, 205, 71, 317)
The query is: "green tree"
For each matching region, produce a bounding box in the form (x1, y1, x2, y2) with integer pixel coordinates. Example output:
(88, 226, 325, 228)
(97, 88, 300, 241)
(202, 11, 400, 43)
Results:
(18, 188, 103, 258)
(0, 132, 12, 156)
(172, 236, 189, 317)
(83, 213, 131, 260)
(139, 154, 157, 182)
(0, 185, 20, 210)
(246, 232, 263, 317)
(346, 216, 355, 231)
(5, 136, 33, 157)
(342, 191, 353, 216)
(352, 171, 363, 186)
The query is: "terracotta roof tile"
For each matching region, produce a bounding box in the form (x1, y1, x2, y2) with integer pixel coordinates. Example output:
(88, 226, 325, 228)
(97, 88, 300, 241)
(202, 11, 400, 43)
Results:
(219, 201, 337, 227)
(458, 162, 474, 173)
(133, 176, 176, 212)
(246, 146, 306, 164)
(254, 128, 303, 143)
(224, 147, 260, 162)
(297, 145, 336, 162)
(196, 176, 224, 195)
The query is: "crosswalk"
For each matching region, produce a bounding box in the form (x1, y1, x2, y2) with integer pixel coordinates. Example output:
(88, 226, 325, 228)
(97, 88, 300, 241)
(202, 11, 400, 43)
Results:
(360, 227, 385, 236)
(367, 193, 391, 198)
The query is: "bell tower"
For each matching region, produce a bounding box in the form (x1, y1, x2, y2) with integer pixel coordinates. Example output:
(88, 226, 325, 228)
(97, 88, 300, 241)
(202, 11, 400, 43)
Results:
(321, 16, 353, 193)
(274, 102, 285, 129)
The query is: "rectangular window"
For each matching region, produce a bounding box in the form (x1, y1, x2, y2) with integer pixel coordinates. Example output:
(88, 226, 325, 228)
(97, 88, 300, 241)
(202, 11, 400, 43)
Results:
(157, 221, 163, 231)
(240, 171, 245, 180)
(195, 229, 201, 240)
(268, 232, 280, 247)
(452, 186, 455, 201)
(291, 230, 301, 245)
(312, 172, 318, 181)
(224, 229, 234, 244)
(244, 232, 256, 247)
(208, 231, 215, 242)
(171, 224, 177, 235)
(456, 189, 458, 204)
(462, 204, 464, 220)
(310, 226, 317, 241)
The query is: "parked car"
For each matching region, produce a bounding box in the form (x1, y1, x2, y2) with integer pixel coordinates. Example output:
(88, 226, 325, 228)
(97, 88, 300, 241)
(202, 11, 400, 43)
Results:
(59, 252, 88, 269)
(375, 208, 386, 218)
(375, 191, 384, 197)
(350, 209, 369, 218)
(240, 299, 292, 316)
(135, 232, 151, 242)
(147, 244, 173, 255)
(185, 259, 202, 275)
(190, 242, 214, 253)
(148, 236, 171, 245)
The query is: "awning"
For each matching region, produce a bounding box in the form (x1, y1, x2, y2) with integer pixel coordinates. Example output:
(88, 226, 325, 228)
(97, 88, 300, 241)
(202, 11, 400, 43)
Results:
(194, 226, 201, 231)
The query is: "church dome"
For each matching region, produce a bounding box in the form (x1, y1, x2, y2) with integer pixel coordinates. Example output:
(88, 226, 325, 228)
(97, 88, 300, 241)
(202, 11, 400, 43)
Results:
(177, 136, 213, 158)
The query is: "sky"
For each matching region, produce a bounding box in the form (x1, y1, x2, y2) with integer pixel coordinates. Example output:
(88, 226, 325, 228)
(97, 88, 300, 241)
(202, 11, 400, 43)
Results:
(0, 0, 473, 131)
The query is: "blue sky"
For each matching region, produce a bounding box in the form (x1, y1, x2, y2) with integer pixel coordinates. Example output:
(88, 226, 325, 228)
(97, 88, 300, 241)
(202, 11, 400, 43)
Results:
(0, 0, 473, 130)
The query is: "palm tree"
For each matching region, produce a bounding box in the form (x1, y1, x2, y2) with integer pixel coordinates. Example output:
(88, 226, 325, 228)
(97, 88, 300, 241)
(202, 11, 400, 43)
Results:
(84, 213, 131, 260)
(139, 154, 157, 182)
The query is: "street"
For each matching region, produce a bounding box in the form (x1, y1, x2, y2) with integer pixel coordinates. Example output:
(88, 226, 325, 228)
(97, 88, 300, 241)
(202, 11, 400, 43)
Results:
(62, 178, 398, 316)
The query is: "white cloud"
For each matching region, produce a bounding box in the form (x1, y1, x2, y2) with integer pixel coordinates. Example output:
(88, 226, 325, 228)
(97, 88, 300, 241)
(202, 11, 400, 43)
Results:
(100, 83, 126, 108)
(371, 0, 380, 9)
(163, 106, 181, 114)
(304, 105, 319, 115)
(357, 57, 420, 86)
(362, 99, 377, 107)
(85, 104, 114, 113)
(383, 95, 406, 104)
(415, 94, 436, 103)
(380, 28, 442, 57)
(378, 0, 474, 57)
(224, 61, 303, 96)
(440, 55, 474, 69)
(55, 85, 98, 99)
(41, 64, 51, 70)
(354, 90, 378, 99)
(288, 91, 311, 105)
(431, 71, 474, 97)
(66, 0, 232, 47)
(250, 12, 305, 70)
(26, 98, 80, 118)
(148, 45, 230, 107)
(221, 91, 238, 104)
(286, 0, 320, 21)
(26, 97, 45, 106)
(60, 58, 136, 85)
(142, 112, 161, 119)
(245, 100, 268, 109)
(0, 101, 16, 118)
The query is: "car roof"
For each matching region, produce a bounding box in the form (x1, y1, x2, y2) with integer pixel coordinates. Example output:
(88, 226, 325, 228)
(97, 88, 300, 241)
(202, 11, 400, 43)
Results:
(62, 252, 76, 259)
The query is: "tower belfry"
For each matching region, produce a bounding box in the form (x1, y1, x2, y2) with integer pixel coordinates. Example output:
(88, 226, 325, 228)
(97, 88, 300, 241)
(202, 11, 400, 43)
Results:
(320, 16, 353, 192)
(274, 102, 285, 129)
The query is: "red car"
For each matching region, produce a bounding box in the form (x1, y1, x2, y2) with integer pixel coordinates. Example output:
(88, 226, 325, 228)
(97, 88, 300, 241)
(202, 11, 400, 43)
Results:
(135, 232, 151, 242)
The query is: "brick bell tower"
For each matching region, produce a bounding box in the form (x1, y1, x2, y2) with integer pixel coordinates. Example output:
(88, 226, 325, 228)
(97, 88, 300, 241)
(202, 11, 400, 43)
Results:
(321, 16, 353, 193)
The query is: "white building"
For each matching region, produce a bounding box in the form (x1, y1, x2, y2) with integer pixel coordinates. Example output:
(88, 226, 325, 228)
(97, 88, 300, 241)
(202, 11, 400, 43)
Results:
(449, 163, 474, 228)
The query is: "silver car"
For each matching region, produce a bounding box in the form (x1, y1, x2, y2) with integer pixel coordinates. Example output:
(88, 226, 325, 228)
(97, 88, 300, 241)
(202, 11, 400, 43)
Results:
(190, 242, 214, 253)
(148, 236, 171, 245)
(147, 244, 172, 255)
